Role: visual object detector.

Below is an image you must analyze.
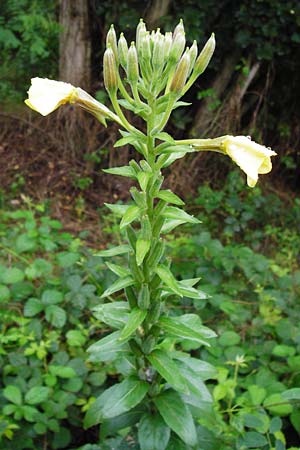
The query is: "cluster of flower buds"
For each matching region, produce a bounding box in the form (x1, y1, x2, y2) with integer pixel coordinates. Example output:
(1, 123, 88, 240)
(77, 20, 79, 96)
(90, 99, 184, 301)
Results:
(103, 19, 215, 98)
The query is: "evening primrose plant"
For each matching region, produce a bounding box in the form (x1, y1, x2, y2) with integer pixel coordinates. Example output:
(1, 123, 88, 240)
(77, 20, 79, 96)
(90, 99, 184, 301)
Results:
(25, 19, 276, 449)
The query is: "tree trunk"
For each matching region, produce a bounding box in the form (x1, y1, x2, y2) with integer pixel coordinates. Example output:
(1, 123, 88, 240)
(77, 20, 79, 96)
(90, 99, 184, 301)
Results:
(59, 0, 91, 91)
(145, 0, 171, 29)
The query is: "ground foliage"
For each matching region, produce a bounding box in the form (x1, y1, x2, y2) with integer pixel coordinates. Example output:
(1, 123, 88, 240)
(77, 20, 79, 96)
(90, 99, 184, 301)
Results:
(0, 173, 299, 449)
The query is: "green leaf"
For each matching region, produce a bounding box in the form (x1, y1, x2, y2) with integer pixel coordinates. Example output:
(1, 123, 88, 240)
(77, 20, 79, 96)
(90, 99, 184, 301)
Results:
(282, 388, 300, 401)
(137, 172, 152, 191)
(155, 265, 183, 297)
(103, 165, 137, 179)
(156, 190, 184, 206)
(176, 282, 208, 300)
(263, 393, 293, 416)
(84, 377, 149, 428)
(57, 252, 80, 268)
(136, 239, 151, 266)
(172, 352, 217, 380)
(45, 305, 67, 328)
(153, 390, 197, 446)
(177, 314, 216, 339)
(120, 205, 140, 229)
(25, 386, 50, 405)
(15, 233, 37, 253)
(49, 365, 76, 378)
(3, 385, 22, 405)
(104, 203, 129, 216)
(66, 330, 87, 346)
(96, 244, 130, 257)
(155, 132, 175, 144)
(1, 267, 24, 284)
(101, 406, 146, 437)
(161, 219, 186, 233)
(87, 331, 128, 362)
(175, 359, 212, 402)
(106, 262, 131, 278)
(0, 284, 10, 302)
(101, 276, 135, 298)
(93, 302, 129, 328)
(22, 405, 39, 422)
(119, 308, 147, 342)
(159, 316, 213, 346)
(114, 135, 138, 147)
(147, 350, 189, 394)
(219, 330, 241, 346)
(238, 431, 268, 448)
(163, 207, 200, 224)
(41, 289, 64, 305)
(24, 298, 44, 317)
(138, 413, 171, 450)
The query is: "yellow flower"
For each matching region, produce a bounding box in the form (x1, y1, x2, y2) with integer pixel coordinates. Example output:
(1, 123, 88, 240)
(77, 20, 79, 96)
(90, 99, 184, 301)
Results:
(25, 77, 121, 126)
(221, 135, 277, 187)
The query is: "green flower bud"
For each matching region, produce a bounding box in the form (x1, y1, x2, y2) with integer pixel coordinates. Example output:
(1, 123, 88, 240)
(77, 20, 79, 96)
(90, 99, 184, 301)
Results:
(188, 40, 198, 76)
(136, 18, 147, 52)
(169, 50, 190, 94)
(141, 32, 151, 63)
(163, 32, 173, 60)
(103, 46, 118, 93)
(173, 18, 185, 39)
(127, 42, 139, 84)
(152, 31, 165, 72)
(169, 31, 186, 63)
(194, 33, 215, 76)
(106, 24, 118, 63)
(118, 33, 128, 70)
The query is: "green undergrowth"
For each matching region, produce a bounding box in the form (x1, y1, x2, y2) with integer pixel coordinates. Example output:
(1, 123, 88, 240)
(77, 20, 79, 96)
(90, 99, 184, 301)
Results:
(0, 174, 300, 449)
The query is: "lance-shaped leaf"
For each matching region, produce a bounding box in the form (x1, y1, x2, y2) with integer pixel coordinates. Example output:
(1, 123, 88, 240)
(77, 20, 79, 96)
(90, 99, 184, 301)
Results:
(175, 359, 212, 403)
(87, 331, 128, 362)
(96, 245, 130, 257)
(153, 390, 197, 446)
(156, 190, 184, 205)
(172, 351, 217, 381)
(101, 276, 135, 298)
(104, 203, 129, 217)
(138, 413, 171, 450)
(161, 219, 186, 234)
(119, 307, 147, 342)
(163, 207, 200, 224)
(106, 262, 131, 278)
(137, 171, 152, 191)
(178, 314, 216, 339)
(147, 350, 189, 394)
(136, 238, 151, 266)
(103, 165, 137, 179)
(155, 265, 183, 297)
(92, 302, 129, 328)
(84, 377, 149, 428)
(159, 316, 214, 346)
(120, 205, 140, 229)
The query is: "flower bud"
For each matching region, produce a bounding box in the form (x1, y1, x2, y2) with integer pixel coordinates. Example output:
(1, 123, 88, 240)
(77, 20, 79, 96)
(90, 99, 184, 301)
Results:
(188, 40, 198, 76)
(152, 31, 165, 72)
(163, 32, 173, 60)
(194, 33, 215, 76)
(173, 18, 184, 40)
(169, 50, 190, 94)
(141, 32, 151, 63)
(127, 42, 139, 84)
(103, 46, 118, 93)
(169, 31, 186, 63)
(106, 24, 118, 63)
(136, 19, 147, 54)
(118, 32, 128, 70)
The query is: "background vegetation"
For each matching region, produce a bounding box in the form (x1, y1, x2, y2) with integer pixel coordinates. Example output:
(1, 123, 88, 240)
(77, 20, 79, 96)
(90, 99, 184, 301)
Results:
(0, 0, 299, 449)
